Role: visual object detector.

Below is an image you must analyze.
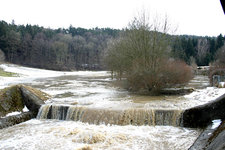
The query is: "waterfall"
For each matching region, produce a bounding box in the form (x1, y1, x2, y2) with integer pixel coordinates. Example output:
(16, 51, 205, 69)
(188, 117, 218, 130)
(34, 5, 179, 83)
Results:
(37, 104, 183, 126)
(37, 105, 69, 120)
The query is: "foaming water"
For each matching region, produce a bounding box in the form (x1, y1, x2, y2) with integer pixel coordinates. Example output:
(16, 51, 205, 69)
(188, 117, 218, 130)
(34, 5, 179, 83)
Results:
(1, 64, 223, 150)
(0, 119, 201, 150)
(37, 104, 183, 126)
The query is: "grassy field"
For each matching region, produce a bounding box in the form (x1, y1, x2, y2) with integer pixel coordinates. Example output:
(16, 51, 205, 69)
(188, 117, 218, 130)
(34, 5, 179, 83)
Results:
(0, 68, 18, 77)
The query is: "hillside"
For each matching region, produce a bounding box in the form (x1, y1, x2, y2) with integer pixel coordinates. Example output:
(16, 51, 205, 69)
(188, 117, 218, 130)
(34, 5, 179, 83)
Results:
(0, 20, 224, 71)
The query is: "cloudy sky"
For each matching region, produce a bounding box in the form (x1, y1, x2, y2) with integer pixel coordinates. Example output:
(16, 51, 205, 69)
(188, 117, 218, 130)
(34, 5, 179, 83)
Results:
(0, 0, 224, 36)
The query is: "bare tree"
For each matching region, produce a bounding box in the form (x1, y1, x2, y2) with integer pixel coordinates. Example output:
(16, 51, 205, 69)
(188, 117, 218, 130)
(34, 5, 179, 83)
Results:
(0, 49, 5, 63)
(196, 38, 210, 65)
(105, 12, 192, 94)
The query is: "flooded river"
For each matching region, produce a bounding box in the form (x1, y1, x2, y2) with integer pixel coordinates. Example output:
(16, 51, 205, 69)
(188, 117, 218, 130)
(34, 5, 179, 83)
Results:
(0, 119, 199, 150)
(26, 73, 217, 111)
(0, 64, 224, 150)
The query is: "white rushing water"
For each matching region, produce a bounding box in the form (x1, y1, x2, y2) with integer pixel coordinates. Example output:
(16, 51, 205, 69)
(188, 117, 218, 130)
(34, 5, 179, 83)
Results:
(0, 63, 224, 150)
(0, 119, 200, 150)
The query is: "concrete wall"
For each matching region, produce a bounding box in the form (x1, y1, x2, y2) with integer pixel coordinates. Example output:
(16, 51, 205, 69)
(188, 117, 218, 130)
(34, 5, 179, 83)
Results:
(0, 85, 49, 129)
(189, 121, 225, 150)
(182, 94, 225, 128)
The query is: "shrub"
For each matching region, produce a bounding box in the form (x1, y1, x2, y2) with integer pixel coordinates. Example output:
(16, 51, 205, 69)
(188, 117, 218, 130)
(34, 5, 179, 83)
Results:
(105, 13, 193, 94)
(126, 59, 192, 93)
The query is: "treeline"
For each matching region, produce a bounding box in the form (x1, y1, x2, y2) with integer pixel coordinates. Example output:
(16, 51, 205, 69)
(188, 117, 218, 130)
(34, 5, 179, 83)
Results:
(0, 20, 224, 70)
(172, 34, 224, 66)
(0, 20, 120, 70)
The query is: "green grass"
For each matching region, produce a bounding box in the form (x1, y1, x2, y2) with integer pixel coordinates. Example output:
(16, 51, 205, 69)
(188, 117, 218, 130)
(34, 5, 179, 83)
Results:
(0, 68, 18, 77)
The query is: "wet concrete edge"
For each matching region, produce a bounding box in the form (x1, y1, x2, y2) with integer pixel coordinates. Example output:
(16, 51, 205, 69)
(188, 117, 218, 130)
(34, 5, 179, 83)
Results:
(182, 93, 225, 128)
(189, 120, 225, 150)
(0, 111, 34, 129)
(0, 85, 46, 129)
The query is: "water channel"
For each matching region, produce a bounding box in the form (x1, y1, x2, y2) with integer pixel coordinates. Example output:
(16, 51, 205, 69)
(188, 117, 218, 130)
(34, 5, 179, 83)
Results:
(0, 64, 224, 150)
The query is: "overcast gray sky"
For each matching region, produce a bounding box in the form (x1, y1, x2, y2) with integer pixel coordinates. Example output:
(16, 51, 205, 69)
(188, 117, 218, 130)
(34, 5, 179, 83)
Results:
(0, 0, 224, 36)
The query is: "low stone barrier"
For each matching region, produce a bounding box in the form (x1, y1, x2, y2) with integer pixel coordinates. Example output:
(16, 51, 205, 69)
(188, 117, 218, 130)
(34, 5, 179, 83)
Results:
(20, 85, 46, 116)
(0, 112, 34, 129)
(182, 93, 225, 128)
(0, 85, 50, 129)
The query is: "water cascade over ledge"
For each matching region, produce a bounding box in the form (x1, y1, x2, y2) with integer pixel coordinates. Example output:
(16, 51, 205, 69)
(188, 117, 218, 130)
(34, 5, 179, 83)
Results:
(37, 104, 183, 126)
(1, 65, 222, 150)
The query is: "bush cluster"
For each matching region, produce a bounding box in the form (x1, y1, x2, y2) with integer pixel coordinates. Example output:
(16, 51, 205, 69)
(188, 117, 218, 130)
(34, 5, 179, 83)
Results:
(105, 14, 193, 94)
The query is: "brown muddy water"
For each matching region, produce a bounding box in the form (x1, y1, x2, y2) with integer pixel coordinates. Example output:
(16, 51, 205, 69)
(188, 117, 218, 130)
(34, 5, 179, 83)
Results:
(25, 74, 210, 110)
(0, 65, 216, 150)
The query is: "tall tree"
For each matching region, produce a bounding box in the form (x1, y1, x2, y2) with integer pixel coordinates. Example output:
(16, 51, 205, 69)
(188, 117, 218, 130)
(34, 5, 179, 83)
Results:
(105, 13, 192, 93)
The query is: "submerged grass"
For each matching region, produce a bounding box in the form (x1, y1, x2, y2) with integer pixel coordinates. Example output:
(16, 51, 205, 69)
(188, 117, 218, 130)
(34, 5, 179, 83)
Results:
(0, 68, 18, 77)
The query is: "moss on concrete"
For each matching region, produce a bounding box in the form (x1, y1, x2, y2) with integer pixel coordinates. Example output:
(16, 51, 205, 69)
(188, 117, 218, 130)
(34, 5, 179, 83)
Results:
(0, 85, 24, 117)
(0, 85, 51, 118)
(20, 85, 51, 101)
(0, 84, 51, 129)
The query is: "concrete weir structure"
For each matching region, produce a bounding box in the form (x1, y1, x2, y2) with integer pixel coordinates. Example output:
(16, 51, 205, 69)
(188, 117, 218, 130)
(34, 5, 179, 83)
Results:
(20, 85, 46, 116)
(182, 93, 225, 128)
(0, 85, 49, 129)
(35, 93, 225, 128)
(37, 105, 183, 126)
(184, 94, 225, 150)
(0, 85, 225, 149)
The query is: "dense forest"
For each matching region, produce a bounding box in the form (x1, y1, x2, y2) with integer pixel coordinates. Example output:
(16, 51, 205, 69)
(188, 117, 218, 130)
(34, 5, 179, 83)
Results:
(0, 20, 224, 70)
(0, 20, 120, 70)
(172, 34, 224, 66)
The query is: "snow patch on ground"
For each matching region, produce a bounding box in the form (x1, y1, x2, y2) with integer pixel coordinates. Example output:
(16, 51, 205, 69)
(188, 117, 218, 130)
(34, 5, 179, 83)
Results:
(0, 64, 108, 89)
(0, 64, 108, 77)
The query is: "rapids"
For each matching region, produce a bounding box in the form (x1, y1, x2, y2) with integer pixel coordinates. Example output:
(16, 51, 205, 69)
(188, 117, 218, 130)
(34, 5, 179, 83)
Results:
(0, 119, 200, 150)
(0, 64, 224, 150)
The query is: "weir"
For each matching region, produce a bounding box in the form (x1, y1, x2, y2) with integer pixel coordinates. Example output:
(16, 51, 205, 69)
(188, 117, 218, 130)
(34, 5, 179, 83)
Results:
(37, 104, 183, 126)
